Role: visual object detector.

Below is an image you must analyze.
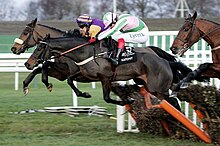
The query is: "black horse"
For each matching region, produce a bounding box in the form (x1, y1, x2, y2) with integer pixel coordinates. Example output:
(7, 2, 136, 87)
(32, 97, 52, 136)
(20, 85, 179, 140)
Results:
(10, 18, 90, 96)
(25, 33, 192, 109)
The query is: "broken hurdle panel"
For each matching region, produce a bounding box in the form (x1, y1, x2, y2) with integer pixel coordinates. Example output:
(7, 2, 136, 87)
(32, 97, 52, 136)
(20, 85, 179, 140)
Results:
(159, 100, 211, 144)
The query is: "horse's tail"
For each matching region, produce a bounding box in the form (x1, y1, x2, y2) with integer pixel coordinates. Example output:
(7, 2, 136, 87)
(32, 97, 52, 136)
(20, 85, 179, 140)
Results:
(149, 46, 192, 83)
(149, 46, 176, 62)
(168, 61, 192, 83)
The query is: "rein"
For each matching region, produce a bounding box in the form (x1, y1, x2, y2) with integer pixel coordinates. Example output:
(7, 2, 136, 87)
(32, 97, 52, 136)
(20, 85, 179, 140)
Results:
(50, 42, 90, 59)
(60, 42, 90, 56)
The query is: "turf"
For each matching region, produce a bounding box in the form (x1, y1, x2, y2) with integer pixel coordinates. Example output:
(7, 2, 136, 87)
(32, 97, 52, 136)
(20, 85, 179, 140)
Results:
(0, 73, 214, 146)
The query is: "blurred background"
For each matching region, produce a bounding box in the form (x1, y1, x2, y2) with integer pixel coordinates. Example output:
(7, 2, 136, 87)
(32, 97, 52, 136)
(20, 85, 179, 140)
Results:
(1, 0, 220, 21)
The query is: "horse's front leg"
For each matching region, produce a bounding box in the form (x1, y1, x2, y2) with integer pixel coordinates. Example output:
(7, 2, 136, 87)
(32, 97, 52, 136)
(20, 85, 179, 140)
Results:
(98, 74, 134, 106)
(23, 67, 42, 95)
(42, 61, 53, 92)
(173, 63, 211, 91)
(67, 74, 91, 98)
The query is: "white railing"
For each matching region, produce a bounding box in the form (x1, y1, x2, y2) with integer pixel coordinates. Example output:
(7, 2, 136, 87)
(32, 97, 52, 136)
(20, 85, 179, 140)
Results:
(0, 53, 32, 90)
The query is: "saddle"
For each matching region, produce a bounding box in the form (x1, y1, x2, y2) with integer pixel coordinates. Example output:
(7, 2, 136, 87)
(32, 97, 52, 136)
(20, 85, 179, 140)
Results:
(108, 46, 137, 65)
(102, 37, 137, 65)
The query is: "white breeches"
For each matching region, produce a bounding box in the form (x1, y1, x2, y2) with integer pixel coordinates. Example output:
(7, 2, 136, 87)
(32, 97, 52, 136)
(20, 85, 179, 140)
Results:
(111, 27, 149, 43)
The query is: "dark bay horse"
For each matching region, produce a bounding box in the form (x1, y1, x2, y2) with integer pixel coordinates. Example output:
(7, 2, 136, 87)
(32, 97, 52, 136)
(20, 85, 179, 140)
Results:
(10, 18, 91, 97)
(25, 34, 192, 107)
(170, 11, 217, 90)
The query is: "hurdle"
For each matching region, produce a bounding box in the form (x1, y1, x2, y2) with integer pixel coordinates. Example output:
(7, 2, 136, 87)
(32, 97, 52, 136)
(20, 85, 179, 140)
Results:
(116, 86, 212, 144)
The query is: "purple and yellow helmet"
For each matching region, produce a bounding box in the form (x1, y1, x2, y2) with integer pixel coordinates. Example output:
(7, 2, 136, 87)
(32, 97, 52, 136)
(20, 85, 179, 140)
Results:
(76, 14, 92, 28)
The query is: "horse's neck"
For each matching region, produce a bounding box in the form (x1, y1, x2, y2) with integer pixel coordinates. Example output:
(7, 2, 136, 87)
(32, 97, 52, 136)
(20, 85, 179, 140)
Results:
(197, 19, 220, 48)
(35, 24, 65, 40)
(49, 39, 105, 63)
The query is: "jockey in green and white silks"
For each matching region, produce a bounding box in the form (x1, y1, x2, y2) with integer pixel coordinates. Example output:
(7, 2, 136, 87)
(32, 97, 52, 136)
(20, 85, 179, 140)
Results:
(98, 12, 149, 65)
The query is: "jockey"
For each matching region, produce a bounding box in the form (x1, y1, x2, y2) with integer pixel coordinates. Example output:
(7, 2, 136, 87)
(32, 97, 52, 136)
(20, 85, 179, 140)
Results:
(98, 12, 149, 65)
(76, 14, 107, 44)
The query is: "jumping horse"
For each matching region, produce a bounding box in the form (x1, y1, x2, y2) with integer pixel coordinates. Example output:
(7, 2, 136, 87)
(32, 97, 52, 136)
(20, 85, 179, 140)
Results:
(11, 18, 91, 97)
(170, 11, 218, 90)
(25, 34, 193, 108)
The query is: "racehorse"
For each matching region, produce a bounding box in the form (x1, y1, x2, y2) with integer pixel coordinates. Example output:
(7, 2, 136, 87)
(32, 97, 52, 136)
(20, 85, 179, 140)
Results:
(10, 18, 92, 97)
(170, 11, 216, 90)
(25, 34, 192, 108)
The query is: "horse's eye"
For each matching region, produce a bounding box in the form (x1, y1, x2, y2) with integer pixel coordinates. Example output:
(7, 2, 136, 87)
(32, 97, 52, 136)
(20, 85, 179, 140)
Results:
(184, 28, 189, 32)
(23, 32, 28, 35)
(38, 47, 43, 51)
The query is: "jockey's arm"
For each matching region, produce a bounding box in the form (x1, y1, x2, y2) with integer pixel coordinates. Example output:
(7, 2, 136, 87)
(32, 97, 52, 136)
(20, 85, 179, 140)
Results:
(98, 18, 127, 40)
(89, 25, 102, 38)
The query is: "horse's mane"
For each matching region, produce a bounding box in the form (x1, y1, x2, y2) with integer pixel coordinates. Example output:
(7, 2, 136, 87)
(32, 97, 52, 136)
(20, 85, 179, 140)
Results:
(149, 46, 177, 62)
(38, 24, 65, 33)
(199, 18, 220, 26)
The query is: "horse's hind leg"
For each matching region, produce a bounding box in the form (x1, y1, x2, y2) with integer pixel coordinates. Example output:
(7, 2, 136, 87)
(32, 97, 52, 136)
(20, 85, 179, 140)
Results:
(67, 74, 91, 98)
(23, 67, 42, 95)
(156, 93, 181, 111)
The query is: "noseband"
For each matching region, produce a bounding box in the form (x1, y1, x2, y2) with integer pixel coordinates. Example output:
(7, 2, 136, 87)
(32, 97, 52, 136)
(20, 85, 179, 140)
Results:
(14, 25, 41, 52)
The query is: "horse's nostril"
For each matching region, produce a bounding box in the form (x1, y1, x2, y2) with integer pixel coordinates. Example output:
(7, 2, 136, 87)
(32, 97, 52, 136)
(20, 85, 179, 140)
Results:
(11, 47, 16, 53)
(170, 47, 174, 51)
(24, 62, 30, 68)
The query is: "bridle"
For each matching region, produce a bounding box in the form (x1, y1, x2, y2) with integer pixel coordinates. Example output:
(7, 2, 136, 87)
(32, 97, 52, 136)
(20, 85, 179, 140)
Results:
(14, 25, 43, 52)
(175, 18, 220, 52)
(175, 19, 197, 51)
(30, 41, 51, 65)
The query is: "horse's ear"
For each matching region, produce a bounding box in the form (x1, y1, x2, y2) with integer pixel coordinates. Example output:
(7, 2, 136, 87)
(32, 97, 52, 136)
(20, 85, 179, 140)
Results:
(45, 34, 50, 39)
(192, 11, 197, 20)
(188, 13, 191, 18)
(29, 18, 37, 27)
(33, 18, 37, 24)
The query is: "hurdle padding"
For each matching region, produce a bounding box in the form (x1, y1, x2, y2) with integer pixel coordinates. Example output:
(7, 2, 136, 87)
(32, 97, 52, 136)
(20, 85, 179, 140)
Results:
(159, 100, 211, 144)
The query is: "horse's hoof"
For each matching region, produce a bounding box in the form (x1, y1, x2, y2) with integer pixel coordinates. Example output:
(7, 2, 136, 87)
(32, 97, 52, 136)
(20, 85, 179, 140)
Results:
(180, 82, 190, 89)
(81, 92, 92, 98)
(125, 97, 135, 104)
(170, 91, 177, 97)
(23, 87, 29, 96)
(47, 83, 53, 92)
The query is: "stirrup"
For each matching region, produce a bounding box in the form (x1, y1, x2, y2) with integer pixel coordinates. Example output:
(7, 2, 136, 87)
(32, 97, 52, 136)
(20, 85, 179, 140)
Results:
(111, 58, 118, 65)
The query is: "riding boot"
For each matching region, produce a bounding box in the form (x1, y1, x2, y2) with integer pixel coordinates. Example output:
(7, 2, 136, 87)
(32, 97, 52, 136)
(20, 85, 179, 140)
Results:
(111, 38, 125, 65)
(111, 48, 122, 65)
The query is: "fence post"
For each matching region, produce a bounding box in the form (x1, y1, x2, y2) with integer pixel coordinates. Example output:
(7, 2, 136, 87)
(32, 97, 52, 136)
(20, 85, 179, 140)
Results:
(72, 81, 78, 107)
(117, 103, 125, 133)
(15, 62, 19, 90)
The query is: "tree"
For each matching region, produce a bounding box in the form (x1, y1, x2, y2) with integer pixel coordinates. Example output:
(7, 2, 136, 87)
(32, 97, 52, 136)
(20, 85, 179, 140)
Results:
(117, 0, 132, 13)
(130, 0, 156, 18)
(70, 0, 90, 19)
(26, 1, 41, 20)
(39, 0, 72, 20)
(90, 0, 112, 19)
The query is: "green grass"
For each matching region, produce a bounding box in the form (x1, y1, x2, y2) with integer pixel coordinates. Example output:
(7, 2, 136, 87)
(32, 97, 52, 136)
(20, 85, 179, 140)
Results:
(0, 73, 214, 146)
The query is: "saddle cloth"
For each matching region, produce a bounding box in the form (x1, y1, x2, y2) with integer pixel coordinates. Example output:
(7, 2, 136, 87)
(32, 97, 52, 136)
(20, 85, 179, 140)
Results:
(119, 46, 137, 65)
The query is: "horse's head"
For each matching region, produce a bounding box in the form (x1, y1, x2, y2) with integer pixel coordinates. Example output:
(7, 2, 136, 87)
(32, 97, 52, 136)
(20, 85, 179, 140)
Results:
(24, 34, 51, 70)
(170, 11, 201, 56)
(11, 18, 38, 54)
